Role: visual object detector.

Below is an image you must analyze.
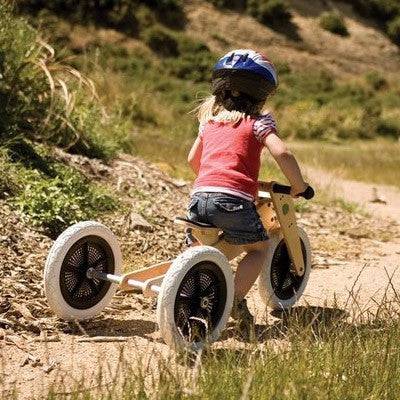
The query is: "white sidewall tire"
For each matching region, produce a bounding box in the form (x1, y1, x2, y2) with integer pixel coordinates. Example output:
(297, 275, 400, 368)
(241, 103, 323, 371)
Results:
(258, 227, 311, 310)
(156, 246, 234, 351)
(44, 221, 122, 320)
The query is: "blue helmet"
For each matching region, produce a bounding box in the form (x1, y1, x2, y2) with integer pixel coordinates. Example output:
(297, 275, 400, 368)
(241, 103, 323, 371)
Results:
(212, 49, 278, 102)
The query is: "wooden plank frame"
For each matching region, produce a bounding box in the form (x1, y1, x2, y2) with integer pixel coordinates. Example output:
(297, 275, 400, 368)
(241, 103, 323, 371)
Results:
(269, 191, 305, 276)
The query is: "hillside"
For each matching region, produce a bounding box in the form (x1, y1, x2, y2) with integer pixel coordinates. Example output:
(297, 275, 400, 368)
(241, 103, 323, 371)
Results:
(186, 0, 400, 77)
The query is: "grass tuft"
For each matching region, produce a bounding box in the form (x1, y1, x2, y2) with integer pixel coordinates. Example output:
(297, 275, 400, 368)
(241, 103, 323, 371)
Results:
(319, 11, 349, 36)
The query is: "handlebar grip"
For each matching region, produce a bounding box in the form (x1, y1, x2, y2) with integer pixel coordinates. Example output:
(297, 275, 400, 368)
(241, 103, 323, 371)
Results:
(302, 186, 315, 200)
(272, 183, 315, 200)
(271, 183, 291, 195)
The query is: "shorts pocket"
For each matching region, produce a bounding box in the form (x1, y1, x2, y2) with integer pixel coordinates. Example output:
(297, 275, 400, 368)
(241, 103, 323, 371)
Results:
(213, 198, 251, 213)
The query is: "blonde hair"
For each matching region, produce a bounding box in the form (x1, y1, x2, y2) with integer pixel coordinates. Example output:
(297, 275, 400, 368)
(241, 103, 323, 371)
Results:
(196, 95, 267, 125)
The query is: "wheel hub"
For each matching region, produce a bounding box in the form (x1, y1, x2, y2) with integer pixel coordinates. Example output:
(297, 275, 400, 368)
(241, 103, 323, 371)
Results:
(200, 297, 210, 309)
(59, 236, 115, 309)
(174, 261, 227, 342)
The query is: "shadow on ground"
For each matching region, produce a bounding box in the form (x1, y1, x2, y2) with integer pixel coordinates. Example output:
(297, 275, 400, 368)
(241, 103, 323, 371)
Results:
(221, 305, 349, 343)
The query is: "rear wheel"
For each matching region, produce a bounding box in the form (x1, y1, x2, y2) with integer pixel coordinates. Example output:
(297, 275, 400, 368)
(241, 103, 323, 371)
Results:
(157, 246, 234, 351)
(44, 221, 122, 320)
(258, 227, 311, 310)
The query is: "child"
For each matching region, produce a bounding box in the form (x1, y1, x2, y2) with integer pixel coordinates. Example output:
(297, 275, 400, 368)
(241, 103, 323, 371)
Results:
(187, 49, 309, 331)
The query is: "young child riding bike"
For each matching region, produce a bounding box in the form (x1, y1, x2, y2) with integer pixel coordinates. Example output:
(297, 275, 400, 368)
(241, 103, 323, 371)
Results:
(187, 49, 310, 333)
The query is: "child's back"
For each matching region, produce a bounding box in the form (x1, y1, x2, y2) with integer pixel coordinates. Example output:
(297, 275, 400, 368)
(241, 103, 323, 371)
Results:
(186, 49, 310, 335)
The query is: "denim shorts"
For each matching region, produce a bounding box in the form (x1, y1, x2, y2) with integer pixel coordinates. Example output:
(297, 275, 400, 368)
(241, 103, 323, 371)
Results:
(187, 192, 268, 245)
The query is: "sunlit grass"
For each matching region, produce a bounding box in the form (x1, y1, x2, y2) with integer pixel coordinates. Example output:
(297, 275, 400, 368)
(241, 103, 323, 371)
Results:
(38, 295, 400, 400)
(290, 140, 400, 189)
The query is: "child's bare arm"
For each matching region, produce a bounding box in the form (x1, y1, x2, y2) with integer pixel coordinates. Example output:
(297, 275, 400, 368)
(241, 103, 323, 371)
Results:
(187, 137, 203, 175)
(264, 133, 307, 196)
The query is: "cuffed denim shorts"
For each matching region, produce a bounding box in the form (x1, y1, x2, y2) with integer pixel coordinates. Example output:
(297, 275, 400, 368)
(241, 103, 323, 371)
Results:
(187, 192, 268, 245)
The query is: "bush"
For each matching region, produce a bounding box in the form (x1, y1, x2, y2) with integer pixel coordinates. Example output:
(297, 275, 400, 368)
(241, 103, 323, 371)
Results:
(387, 16, 400, 44)
(247, 0, 292, 25)
(0, 3, 131, 160)
(0, 150, 20, 199)
(206, 0, 247, 9)
(345, 0, 400, 21)
(18, 0, 185, 31)
(319, 11, 349, 36)
(15, 163, 117, 238)
(141, 25, 179, 57)
(365, 71, 387, 90)
(164, 35, 215, 82)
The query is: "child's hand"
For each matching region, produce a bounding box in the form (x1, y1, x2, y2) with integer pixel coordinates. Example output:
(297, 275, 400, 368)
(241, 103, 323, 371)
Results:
(290, 182, 308, 198)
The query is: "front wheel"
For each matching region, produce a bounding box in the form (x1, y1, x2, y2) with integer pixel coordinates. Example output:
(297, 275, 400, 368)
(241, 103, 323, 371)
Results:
(258, 227, 311, 310)
(156, 246, 234, 351)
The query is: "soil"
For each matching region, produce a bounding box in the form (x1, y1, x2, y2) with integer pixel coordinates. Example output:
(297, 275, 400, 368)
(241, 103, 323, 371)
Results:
(1, 151, 399, 399)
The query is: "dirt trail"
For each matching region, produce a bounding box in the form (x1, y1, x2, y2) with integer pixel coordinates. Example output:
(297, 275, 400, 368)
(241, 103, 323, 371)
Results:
(303, 165, 400, 223)
(1, 155, 399, 399)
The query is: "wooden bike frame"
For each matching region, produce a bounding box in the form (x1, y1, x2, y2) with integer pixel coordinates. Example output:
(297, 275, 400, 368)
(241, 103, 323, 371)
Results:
(118, 181, 305, 297)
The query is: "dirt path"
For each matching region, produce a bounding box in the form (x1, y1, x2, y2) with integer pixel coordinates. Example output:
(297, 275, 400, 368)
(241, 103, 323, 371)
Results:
(1, 159, 400, 399)
(303, 165, 400, 223)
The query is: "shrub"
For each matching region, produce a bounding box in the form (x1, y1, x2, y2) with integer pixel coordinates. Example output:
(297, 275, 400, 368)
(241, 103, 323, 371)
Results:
(319, 11, 349, 36)
(0, 150, 20, 199)
(17, 0, 186, 31)
(206, 0, 247, 9)
(387, 16, 400, 44)
(365, 71, 387, 90)
(247, 0, 292, 25)
(141, 25, 179, 57)
(0, 3, 131, 160)
(15, 163, 117, 238)
(164, 35, 215, 82)
(377, 117, 400, 137)
(146, 0, 185, 28)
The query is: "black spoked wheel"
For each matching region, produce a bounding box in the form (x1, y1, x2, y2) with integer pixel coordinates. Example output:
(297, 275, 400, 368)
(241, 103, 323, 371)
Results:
(60, 235, 115, 310)
(174, 261, 227, 342)
(270, 239, 307, 301)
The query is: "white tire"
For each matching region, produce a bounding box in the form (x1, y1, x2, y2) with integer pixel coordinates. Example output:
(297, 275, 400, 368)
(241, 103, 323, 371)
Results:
(157, 246, 234, 351)
(258, 227, 311, 310)
(44, 221, 122, 320)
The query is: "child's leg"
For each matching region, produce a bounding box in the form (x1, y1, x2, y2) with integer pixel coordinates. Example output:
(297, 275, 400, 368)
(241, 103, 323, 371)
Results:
(234, 240, 268, 300)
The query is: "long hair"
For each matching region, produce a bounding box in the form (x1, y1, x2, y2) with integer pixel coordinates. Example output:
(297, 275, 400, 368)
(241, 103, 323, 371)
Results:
(195, 95, 268, 125)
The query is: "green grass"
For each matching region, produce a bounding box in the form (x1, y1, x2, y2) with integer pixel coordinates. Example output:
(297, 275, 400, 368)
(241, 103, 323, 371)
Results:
(0, 3, 133, 160)
(39, 303, 400, 399)
(0, 145, 118, 238)
(290, 140, 400, 189)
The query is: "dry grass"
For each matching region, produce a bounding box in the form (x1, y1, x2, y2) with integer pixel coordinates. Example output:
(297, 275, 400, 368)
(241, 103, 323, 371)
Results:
(290, 140, 400, 189)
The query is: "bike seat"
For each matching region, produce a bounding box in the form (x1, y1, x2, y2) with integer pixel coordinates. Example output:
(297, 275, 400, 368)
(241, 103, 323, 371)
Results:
(174, 217, 216, 230)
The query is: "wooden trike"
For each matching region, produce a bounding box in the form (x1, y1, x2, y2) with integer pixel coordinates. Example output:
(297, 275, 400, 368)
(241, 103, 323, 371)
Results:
(44, 182, 314, 350)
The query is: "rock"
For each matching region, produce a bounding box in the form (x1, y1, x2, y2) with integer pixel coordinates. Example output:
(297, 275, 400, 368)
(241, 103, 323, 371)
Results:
(128, 212, 153, 231)
(370, 187, 387, 204)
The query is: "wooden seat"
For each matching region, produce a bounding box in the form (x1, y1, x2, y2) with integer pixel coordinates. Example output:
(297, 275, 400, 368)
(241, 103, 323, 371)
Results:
(174, 217, 217, 230)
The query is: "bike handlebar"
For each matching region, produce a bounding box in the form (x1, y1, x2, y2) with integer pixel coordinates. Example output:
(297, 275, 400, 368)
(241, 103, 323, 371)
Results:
(271, 183, 315, 200)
